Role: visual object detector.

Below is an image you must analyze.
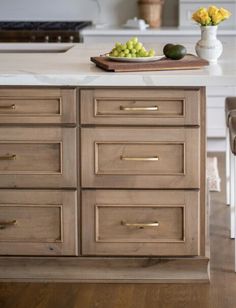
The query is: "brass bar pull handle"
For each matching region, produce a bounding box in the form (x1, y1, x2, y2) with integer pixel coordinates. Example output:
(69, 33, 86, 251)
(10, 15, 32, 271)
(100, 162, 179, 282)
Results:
(0, 154, 16, 161)
(120, 106, 159, 111)
(0, 104, 16, 110)
(121, 221, 159, 229)
(120, 155, 159, 161)
(0, 220, 17, 230)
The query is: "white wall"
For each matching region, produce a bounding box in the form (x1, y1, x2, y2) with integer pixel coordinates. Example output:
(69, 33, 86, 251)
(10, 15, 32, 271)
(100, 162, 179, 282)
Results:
(0, 0, 178, 26)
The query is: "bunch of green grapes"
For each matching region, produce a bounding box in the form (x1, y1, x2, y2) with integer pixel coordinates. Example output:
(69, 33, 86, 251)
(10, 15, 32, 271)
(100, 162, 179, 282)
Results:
(109, 37, 156, 58)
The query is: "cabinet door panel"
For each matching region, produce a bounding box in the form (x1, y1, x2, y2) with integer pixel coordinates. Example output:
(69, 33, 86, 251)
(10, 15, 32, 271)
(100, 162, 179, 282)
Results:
(0, 190, 78, 256)
(80, 88, 200, 126)
(82, 190, 199, 256)
(81, 127, 200, 189)
(0, 127, 76, 188)
(0, 88, 76, 124)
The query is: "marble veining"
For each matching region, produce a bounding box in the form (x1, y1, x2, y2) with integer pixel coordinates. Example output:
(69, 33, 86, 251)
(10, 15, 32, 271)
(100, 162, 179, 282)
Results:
(0, 43, 236, 86)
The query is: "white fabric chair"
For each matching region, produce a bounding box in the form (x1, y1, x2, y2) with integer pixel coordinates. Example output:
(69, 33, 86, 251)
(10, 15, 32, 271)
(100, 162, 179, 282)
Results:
(228, 116, 236, 271)
(225, 98, 236, 239)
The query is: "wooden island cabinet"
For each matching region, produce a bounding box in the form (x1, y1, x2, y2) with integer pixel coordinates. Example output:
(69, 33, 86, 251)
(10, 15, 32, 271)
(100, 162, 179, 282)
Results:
(0, 86, 209, 282)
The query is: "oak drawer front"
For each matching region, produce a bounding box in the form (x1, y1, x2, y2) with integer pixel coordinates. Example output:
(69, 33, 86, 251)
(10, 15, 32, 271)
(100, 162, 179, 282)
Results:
(82, 190, 199, 256)
(80, 88, 201, 125)
(0, 127, 76, 188)
(81, 127, 200, 189)
(0, 190, 78, 256)
(0, 88, 76, 124)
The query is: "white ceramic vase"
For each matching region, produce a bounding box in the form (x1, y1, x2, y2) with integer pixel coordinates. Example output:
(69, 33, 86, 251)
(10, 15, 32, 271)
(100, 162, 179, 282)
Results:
(195, 26, 223, 63)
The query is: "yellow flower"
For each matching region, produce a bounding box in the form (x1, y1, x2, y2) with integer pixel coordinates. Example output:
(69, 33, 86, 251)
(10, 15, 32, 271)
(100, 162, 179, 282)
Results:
(219, 7, 231, 20)
(193, 6, 231, 26)
(208, 6, 219, 18)
(192, 11, 201, 23)
(192, 8, 211, 25)
(212, 12, 224, 24)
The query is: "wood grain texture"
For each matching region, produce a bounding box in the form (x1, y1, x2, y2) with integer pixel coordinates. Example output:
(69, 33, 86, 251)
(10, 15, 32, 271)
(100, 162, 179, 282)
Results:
(80, 88, 201, 126)
(0, 256, 209, 283)
(82, 190, 200, 256)
(91, 54, 209, 72)
(0, 86, 207, 285)
(0, 153, 233, 308)
(0, 190, 78, 256)
(200, 87, 207, 256)
(81, 127, 200, 189)
(0, 88, 77, 124)
(0, 127, 77, 188)
(0, 143, 60, 172)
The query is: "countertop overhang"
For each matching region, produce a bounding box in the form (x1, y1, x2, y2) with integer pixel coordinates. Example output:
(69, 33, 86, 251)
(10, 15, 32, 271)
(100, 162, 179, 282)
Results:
(0, 42, 236, 87)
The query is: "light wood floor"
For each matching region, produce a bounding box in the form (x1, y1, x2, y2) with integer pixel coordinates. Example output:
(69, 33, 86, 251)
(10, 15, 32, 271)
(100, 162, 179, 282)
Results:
(0, 153, 235, 308)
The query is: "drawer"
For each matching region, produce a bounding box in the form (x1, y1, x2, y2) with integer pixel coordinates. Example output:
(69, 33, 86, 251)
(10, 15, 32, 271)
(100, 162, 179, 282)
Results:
(81, 127, 200, 189)
(80, 88, 201, 126)
(82, 190, 199, 256)
(0, 190, 78, 256)
(0, 127, 76, 188)
(0, 88, 76, 124)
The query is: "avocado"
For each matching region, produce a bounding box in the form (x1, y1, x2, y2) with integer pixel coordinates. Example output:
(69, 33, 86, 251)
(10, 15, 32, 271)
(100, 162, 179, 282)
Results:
(163, 44, 174, 56)
(163, 44, 187, 60)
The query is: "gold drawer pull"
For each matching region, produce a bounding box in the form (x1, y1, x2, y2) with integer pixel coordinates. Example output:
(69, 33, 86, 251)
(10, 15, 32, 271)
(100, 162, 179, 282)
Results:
(120, 155, 159, 161)
(120, 106, 159, 111)
(121, 221, 159, 229)
(0, 220, 17, 230)
(0, 154, 16, 160)
(0, 104, 16, 110)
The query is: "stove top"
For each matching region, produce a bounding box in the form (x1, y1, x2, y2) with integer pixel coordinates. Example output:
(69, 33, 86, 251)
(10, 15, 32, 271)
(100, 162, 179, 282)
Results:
(0, 21, 92, 31)
(0, 21, 92, 43)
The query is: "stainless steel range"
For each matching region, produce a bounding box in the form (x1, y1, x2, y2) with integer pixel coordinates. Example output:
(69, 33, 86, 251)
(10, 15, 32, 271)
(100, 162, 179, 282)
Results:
(0, 21, 92, 43)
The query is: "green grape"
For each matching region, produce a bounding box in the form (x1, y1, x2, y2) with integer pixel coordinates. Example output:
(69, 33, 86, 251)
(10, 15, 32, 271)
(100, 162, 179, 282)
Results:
(135, 42, 143, 51)
(132, 37, 138, 44)
(148, 48, 156, 57)
(127, 42, 133, 50)
(109, 48, 116, 55)
(113, 50, 119, 57)
(109, 37, 156, 59)
(121, 44, 127, 50)
(139, 50, 148, 57)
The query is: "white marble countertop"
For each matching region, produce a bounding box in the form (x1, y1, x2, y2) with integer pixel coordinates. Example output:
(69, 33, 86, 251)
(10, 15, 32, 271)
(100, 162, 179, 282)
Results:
(80, 26, 236, 37)
(0, 42, 236, 87)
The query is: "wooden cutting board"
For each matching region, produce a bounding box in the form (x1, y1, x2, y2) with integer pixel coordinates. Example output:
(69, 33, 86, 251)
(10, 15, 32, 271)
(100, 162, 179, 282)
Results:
(91, 54, 209, 72)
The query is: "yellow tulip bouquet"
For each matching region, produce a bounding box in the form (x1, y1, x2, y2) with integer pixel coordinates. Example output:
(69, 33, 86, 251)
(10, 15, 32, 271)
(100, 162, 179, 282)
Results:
(192, 6, 231, 26)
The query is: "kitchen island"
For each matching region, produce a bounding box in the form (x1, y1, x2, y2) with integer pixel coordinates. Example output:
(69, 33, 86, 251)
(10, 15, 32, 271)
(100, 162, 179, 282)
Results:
(0, 43, 235, 283)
